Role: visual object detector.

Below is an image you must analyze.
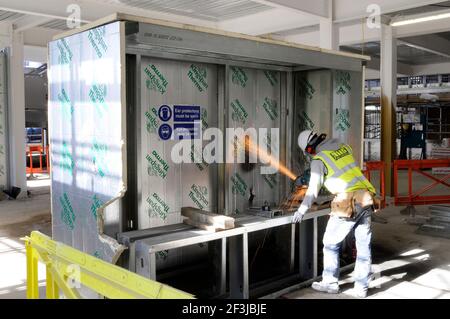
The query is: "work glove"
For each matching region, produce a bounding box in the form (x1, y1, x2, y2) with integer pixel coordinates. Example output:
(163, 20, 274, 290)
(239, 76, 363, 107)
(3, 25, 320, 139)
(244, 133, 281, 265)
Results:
(292, 211, 305, 224)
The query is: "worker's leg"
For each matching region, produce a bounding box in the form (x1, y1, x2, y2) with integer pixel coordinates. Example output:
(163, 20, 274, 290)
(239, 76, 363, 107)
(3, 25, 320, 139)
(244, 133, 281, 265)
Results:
(353, 209, 373, 294)
(321, 216, 355, 285)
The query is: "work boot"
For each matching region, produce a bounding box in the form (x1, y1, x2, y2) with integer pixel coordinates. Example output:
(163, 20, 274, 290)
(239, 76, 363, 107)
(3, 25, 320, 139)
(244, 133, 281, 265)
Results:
(350, 287, 368, 298)
(311, 281, 340, 294)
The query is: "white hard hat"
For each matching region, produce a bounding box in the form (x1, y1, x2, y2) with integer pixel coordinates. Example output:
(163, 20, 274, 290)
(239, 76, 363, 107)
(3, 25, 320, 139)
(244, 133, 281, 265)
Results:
(298, 130, 316, 152)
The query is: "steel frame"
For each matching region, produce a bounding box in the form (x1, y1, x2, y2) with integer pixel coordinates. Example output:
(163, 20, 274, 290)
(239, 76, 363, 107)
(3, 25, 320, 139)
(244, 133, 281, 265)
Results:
(126, 22, 364, 72)
(46, 16, 368, 299)
(132, 209, 330, 299)
(115, 18, 366, 299)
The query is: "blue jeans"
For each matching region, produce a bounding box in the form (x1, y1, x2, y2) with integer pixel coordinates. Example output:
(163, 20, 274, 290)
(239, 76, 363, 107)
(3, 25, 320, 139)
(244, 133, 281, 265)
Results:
(321, 209, 372, 291)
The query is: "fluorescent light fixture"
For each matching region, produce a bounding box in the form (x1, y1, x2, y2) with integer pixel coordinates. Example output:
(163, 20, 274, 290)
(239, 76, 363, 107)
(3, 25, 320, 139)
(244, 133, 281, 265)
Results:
(391, 12, 450, 27)
(24, 60, 43, 69)
(365, 105, 379, 111)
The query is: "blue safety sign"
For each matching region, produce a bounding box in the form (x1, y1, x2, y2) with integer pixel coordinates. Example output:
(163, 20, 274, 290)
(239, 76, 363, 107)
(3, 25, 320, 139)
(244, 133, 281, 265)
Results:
(158, 105, 172, 122)
(174, 123, 200, 140)
(174, 105, 200, 122)
(158, 124, 172, 140)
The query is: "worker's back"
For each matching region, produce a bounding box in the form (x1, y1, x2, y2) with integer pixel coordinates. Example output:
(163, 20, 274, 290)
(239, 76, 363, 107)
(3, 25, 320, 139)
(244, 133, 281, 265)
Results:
(313, 139, 376, 195)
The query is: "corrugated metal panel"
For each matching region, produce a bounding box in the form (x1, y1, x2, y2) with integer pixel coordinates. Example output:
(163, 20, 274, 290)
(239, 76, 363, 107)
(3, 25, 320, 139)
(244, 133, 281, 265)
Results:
(397, 44, 450, 64)
(0, 10, 24, 21)
(437, 31, 450, 42)
(100, 0, 271, 21)
(388, 1, 450, 17)
(39, 19, 72, 30)
(343, 40, 450, 65)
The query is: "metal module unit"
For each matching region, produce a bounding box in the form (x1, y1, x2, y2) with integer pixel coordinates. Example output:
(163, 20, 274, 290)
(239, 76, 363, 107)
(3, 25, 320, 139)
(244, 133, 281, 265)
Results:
(48, 13, 368, 298)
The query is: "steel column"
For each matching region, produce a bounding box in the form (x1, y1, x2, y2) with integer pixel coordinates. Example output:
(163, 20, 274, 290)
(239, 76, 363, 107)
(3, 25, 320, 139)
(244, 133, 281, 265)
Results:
(149, 253, 156, 280)
(220, 238, 227, 295)
(313, 217, 318, 278)
(380, 23, 397, 196)
(290, 223, 296, 272)
(242, 232, 249, 299)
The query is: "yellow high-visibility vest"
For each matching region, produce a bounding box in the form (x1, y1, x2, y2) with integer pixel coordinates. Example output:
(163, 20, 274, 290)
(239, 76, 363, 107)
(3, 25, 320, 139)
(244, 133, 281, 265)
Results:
(313, 144, 376, 195)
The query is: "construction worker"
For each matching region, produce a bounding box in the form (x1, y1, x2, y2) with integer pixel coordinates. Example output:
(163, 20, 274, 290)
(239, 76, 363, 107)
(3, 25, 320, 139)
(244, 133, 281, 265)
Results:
(293, 130, 376, 298)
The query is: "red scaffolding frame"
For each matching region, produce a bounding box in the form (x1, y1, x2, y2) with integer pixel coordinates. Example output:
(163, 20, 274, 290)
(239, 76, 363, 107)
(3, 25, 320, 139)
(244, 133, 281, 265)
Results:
(26, 145, 50, 174)
(393, 159, 450, 206)
(363, 161, 386, 209)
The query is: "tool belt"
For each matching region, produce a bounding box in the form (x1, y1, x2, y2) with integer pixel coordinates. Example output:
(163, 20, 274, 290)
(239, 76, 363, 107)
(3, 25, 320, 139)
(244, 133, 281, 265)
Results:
(330, 190, 375, 218)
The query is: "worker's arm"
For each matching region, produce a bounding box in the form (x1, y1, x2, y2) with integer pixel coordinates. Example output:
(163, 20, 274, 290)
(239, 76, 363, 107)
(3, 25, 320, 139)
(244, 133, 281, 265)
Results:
(292, 160, 326, 223)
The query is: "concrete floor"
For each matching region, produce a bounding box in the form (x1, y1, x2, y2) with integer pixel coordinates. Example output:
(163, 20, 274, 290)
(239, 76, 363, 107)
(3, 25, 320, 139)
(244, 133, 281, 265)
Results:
(284, 204, 450, 299)
(0, 173, 449, 299)
(0, 174, 50, 298)
(0, 175, 50, 227)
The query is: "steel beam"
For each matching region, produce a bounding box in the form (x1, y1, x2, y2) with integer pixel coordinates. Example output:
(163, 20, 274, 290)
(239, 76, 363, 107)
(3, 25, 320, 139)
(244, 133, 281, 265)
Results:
(128, 22, 365, 72)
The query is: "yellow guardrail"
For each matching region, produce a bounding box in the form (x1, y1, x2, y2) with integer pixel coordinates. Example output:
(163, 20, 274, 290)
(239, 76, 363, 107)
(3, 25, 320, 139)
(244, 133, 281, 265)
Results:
(23, 231, 194, 299)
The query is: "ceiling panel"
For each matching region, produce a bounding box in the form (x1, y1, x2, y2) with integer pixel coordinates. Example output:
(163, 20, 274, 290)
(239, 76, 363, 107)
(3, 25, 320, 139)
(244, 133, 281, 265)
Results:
(341, 42, 380, 57)
(388, 1, 450, 18)
(38, 19, 86, 31)
(436, 31, 450, 42)
(397, 43, 450, 64)
(0, 10, 25, 22)
(342, 40, 450, 65)
(275, 25, 319, 37)
(98, 0, 272, 21)
(38, 19, 70, 31)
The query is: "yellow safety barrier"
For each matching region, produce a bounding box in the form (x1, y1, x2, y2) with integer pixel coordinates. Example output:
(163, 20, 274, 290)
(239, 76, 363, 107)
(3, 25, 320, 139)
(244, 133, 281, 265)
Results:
(23, 231, 195, 299)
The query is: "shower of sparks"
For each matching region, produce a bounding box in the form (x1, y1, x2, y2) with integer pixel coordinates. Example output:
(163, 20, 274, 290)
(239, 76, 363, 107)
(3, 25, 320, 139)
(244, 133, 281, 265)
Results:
(244, 137, 297, 180)
(242, 137, 306, 211)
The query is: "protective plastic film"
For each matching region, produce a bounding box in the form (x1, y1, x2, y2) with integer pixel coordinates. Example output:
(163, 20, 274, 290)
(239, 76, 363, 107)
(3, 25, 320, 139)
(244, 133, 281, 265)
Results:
(293, 70, 333, 176)
(48, 22, 126, 263)
(228, 66, 282, 214)
(138, 57, 218, 267)
(332, 70, 364, 164)
(293, 70, 363, 174)
(0, 53, 7, 189)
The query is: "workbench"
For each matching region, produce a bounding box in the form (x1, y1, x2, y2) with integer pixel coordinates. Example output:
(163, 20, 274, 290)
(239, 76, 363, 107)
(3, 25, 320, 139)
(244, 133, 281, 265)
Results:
(119, 209, 331, 299)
